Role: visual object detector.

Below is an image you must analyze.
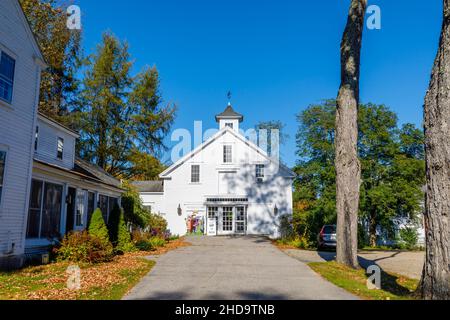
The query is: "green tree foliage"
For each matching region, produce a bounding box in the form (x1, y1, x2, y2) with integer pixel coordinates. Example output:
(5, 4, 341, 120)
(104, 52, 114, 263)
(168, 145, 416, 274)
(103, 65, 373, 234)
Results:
(20, 0, 82, 119)
(88, 208, 110, 244)
(127, 148, 167, 181)
(74, 33, 176, 177)
(108, 203, 136, 253)
(107, 203, 121, 245)
(294, 100, 425, 246)
(121, 181, 151, 229)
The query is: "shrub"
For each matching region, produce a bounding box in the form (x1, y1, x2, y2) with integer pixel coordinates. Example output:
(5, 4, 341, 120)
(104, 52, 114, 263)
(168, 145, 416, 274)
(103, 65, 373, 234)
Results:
(167, 235, 180, 241)
(115, 207, 137, 253)
(121, 181, 150, 229)
(147, 213, 168, 236)
(132, 231, 166, 252)
(279, 215, 295, 239)
(88, 208, 110, 244)
(135, 240, 155, 251)
(277, 235, 311, 249)
(399, 227, 419, 250)
(56, 231, 113, 263)
(148, 236, 166, 248)
(107, 203, 121, 244)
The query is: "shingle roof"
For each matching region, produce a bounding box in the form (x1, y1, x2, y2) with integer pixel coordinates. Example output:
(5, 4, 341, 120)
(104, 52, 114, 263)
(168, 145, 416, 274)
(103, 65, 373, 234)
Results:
(33, 158, 123, 191)
(215, 104, 244, 122)
(74, 157, 122, 189)
(132, 180, 164, 193)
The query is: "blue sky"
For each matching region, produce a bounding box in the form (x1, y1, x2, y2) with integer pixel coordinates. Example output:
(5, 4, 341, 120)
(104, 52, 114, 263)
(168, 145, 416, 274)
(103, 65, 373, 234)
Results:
(76, 0, 442, 167)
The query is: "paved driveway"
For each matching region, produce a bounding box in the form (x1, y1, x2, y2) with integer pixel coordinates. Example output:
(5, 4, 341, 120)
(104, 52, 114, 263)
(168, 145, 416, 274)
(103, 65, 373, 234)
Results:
(284, 249, 425, 280)
(124, 236, 357, 300)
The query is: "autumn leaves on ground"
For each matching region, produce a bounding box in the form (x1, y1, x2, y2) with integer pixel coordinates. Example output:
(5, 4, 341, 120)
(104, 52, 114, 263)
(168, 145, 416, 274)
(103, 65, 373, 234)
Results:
(0, 239, 189, 300)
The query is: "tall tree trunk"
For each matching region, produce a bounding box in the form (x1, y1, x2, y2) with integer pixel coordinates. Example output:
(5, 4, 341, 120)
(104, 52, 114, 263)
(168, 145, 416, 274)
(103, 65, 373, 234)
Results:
(419, 0, 450, 300)
(335, 0, 366, 269)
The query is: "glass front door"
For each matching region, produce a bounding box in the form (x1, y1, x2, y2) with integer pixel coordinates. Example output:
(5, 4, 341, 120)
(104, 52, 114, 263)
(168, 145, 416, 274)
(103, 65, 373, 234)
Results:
(235, 206, 246, 234)
(215, 206, 247, 235)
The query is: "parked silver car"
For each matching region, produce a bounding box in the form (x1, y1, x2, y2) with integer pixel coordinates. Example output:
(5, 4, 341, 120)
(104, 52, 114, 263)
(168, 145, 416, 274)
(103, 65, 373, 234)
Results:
(317, 225, 337, 250)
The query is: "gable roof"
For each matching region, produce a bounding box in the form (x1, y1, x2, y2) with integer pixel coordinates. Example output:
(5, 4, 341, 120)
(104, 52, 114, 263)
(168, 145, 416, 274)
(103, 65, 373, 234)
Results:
(159, 126, 296, 179)
(215, 104, 244, 122)
(38, 112, 80, 138)
(132, 180, 164, 193)
(15, 0, 47, 68)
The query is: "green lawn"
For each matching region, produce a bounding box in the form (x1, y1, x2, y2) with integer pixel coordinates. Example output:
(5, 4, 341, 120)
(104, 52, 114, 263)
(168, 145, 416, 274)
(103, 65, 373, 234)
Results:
(309, 261, 419, 300)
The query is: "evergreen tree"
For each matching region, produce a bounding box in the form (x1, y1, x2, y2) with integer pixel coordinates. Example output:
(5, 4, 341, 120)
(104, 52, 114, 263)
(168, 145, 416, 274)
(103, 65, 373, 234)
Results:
(108, 203, 135, 253)
(74, 33, 175, 177)
(88, 208, 110, 244)
(116, 209, 136, 253)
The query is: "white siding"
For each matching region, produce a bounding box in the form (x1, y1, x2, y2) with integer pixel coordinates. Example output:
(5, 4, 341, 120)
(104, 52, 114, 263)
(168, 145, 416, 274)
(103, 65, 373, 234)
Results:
(143, 129, 294, 238)
(141, 193, 164, 215)
(0, 0, 43, 258)
(35, 117, 76, 170)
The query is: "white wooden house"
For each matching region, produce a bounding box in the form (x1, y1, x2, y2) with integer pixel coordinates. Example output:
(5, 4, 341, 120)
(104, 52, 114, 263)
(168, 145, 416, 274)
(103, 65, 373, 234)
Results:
(25, 113, 123, 257)
(0, 0, 123, 269)
(0, 0, 46, 269)
(135, 105, 295, 238)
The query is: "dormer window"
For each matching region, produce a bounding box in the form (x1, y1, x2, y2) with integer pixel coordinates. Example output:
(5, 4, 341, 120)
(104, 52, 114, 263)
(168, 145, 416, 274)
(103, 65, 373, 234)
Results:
(256, 164, 265, 183)
(57, 137, 64, 160)
(223, 145, 232, 163)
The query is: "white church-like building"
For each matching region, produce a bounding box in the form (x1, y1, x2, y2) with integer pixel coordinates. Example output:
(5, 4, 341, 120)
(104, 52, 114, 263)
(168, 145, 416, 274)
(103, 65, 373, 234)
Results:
(134, 105, 295, 238)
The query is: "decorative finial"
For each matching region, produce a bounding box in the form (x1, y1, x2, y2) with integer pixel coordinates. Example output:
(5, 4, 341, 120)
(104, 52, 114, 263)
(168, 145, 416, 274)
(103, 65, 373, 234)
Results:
(227, 91, 232, 106)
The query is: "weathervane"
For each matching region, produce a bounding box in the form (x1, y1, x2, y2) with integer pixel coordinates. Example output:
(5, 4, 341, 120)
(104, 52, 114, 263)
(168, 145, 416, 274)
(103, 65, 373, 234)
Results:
(227, 91, 232, 106)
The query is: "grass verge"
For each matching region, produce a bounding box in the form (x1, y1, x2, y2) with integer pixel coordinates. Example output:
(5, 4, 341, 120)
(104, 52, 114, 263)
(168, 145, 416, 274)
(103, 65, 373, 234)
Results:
(308, 261, 419, 300)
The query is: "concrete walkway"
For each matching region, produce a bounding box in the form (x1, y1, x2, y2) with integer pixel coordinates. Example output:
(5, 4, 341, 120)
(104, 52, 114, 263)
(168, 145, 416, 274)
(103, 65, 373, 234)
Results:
(124, 236, 357, 300)
(284, 249, 425, 280)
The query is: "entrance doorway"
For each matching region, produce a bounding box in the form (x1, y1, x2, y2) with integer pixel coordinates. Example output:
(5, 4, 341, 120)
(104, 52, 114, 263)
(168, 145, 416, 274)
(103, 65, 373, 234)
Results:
(207, 206, 247, 236)
(65, 187, 77, 233)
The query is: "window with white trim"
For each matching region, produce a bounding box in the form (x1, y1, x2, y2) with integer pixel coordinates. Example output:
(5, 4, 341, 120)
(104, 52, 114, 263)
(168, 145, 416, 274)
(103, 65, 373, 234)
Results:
(225, 123, 234, 129)
(0, 150, 6, 205)
(191, 165, 200, 183)
(57, 137, 64, 160)
(223, 145, 232, 163)
(256, 164, 265, 183)
(0, 52, 15, 104)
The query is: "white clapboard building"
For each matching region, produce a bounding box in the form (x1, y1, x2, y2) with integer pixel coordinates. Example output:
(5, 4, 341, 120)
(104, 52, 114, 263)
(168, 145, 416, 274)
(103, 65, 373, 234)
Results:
(135, 104, 295, 238)
(0, 0, 123, 269)
(0, 0, 46, 269)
